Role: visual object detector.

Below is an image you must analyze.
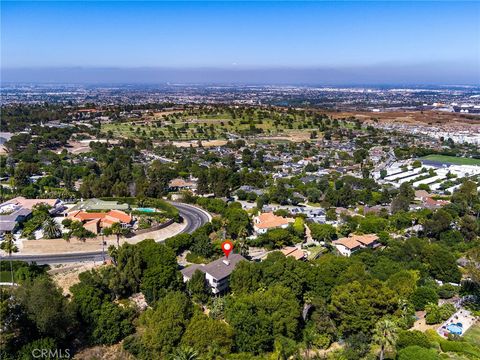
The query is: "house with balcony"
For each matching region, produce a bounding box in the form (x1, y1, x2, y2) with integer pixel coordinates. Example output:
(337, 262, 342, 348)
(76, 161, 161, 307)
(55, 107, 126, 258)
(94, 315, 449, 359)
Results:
(181, 254, 246, 294)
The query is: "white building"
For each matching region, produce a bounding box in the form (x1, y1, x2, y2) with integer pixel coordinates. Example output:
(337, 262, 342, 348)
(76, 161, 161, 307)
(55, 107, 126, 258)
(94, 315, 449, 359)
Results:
(253, 212, 294, 235)
(181, 254, 246, 294)
(332, 234, 380, 257)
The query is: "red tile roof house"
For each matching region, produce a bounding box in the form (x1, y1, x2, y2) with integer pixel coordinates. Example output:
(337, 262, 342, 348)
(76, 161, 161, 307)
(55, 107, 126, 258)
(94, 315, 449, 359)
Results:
(168, 178, 197, 192)
(280, 246, 307, 260)
(67, 210, 132, 234)
(414, 190, 450, 210)
(253, 212, 295, 235)
(332, 234, 380, 257)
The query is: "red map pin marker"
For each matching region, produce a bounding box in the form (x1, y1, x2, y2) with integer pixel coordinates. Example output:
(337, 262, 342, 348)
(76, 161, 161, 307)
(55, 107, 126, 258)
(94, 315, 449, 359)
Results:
(221, 240, 233, 258)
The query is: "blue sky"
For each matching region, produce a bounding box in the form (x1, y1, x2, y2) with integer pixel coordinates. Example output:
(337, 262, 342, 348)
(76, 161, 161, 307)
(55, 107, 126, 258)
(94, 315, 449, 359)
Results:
(1, 1, 479, 84)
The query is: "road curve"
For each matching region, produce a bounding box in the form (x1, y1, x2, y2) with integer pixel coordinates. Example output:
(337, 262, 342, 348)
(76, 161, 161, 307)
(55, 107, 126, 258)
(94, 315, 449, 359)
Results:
(1, 202, 210, 265)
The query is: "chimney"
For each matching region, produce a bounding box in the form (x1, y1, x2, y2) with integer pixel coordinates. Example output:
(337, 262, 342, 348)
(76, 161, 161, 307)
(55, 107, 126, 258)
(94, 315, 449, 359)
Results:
(222, 260, 230, 266)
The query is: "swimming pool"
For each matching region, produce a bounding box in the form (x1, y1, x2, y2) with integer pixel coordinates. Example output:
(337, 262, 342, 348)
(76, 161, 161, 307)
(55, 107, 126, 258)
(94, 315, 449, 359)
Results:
(446, 323, 463, 335)
(135, 207, 157, 213)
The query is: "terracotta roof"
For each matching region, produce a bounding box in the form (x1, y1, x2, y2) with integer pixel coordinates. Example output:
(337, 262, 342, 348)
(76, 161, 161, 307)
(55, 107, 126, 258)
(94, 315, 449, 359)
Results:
(333, 234, 379, 249)
(169, 178, 196, 188)
(424, 197, 449, 208)
(68, 209, 131, 224)
(415, 190, 430, 199)
(70, 212, 106, 221)
(255, 212, 294, 229)
(280, 246, 306, 260)
(333, 237, 362, 250)
(107, 210, 132, 223)
(84, 218, 100, 226)
(354, 234, 379, 246)
(101, 218, 118, 226)
(68, 210, 81, 218)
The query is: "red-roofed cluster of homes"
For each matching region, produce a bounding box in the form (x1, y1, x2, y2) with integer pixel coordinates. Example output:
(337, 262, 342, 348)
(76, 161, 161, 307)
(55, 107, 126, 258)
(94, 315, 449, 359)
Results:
(67, 210, 132, 234)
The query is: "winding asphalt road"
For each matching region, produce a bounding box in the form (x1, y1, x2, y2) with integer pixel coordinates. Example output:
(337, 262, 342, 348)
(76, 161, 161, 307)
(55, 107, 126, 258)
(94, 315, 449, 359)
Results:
(1, 202, 211, 265)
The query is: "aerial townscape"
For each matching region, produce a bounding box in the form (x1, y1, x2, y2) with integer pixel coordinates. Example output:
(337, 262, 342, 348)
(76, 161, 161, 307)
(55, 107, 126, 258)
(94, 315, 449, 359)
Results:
(1, 1, 480, 360)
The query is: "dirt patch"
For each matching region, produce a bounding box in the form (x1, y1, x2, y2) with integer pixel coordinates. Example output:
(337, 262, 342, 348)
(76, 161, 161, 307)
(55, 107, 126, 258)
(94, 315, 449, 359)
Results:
(19, 222, 186, 255)
(50, 262, 100, 296)
(329, 110, 480, 128)
(171, 140, 228, 147)
(412, 311, 439, 332)
(255, 130, 315, 143)
(152, 110, 184, 117)
(73, 343, 134, 360)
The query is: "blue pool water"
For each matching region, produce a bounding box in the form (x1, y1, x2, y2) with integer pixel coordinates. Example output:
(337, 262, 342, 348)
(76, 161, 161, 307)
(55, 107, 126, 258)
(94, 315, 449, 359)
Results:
(135, 207, 157, 213)
(446, 324, 463, 335)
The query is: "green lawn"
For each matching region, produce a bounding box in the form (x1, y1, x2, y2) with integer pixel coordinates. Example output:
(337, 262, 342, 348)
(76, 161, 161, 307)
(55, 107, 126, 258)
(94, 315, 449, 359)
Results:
(421, 155, 480, 166)
(100, 109, 358, 141)
(0, 270, 13, 282)
(463, 323, 480, 346)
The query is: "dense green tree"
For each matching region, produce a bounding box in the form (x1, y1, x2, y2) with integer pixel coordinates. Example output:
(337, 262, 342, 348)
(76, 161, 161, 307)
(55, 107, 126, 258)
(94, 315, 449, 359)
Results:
(308, 298, 337, 344)
(396, 330, 431, 350)
(329, 280, 398, 336)
(424, 244, 461, 283)
(251, 228, 299, 249)
(410, 286, 439, 311)
(225, 285, 301, 354)
(310, 254, 350, 299)
(92, 302, 134, 345)
(140, 291, 193, 357)
(181, 313, 234, 357)
(224, 207, 251, 239)
(190, 232, 214, 258)
(424, 209, 453, 239)
(229, 260, 262, 294)
(15, 276, 76, 340)
(186, 270, 210, 304)
(17, 338, 60, 360)
(425, 303, 455, 325)
(397, 345, 440, 360)
(358, 215, 388, 234)
(165, 233, 193, 254)
(140, 264, 184, 304)
(459, 214, 478, 241)
(308, 223, 337, 242)
(386, 270, 419, 298)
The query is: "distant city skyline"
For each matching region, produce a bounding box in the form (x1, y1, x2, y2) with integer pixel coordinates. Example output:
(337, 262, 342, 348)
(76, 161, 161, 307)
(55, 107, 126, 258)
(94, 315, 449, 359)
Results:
(1, 1, 479, 84)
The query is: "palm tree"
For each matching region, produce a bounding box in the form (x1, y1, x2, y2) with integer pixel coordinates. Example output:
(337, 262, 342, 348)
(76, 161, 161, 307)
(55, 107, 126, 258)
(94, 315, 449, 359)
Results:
(105, 222, 128, 248)
(62, 232, 71, 243)
(108, 245, 118, 265)
(373, 318, 398, 360)
(237, 238, 249, 257)
(42, 217, 61, 239)
(100, 229, 107, 263)
(169, 346, 198, 360)
(1, 232, 18, 284)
